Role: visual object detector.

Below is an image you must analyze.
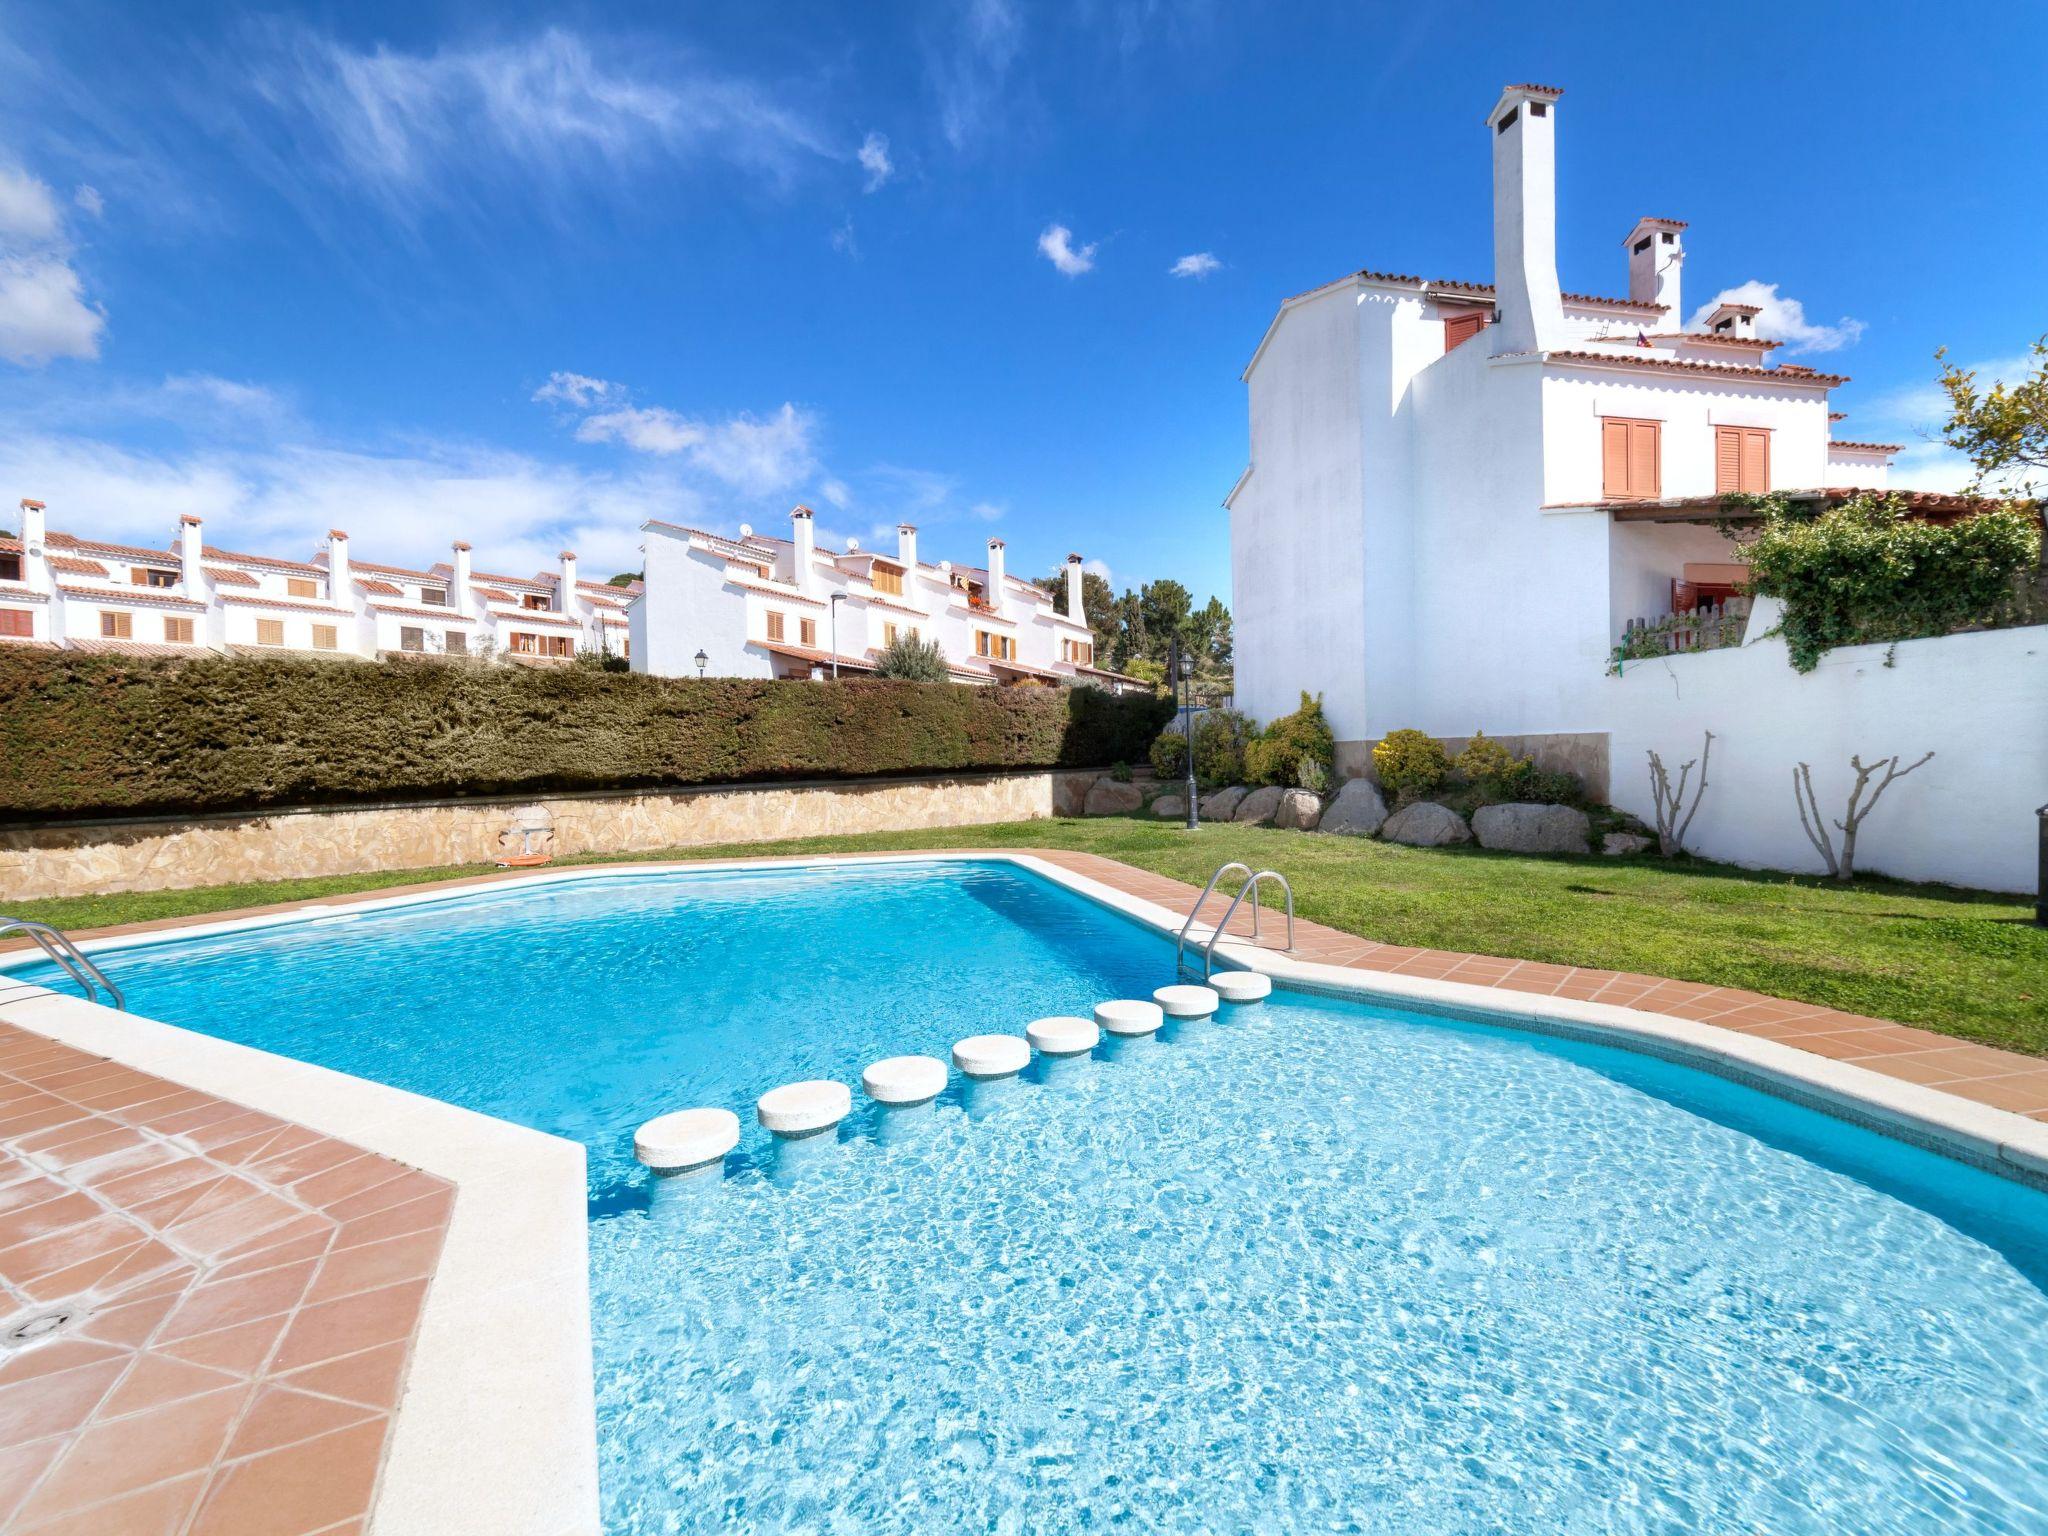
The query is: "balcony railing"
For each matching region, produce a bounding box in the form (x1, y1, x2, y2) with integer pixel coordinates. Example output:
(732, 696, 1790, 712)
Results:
(1613, 596, 1751, 671)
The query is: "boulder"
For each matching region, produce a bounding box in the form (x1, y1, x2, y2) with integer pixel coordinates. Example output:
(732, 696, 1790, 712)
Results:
(1084, 779, 1145, 816)
(1471, 803, 1592, 855)
(1199, 785, 1250, 820)
(1602, 831, 1656, 857)
(1273, 788, 1324, 830)
(1152, 794, 1187, 819)
(1318, 778, 1389, 838)
(1381, 801, 1472, 847)
(1232, 785, 1287, 825)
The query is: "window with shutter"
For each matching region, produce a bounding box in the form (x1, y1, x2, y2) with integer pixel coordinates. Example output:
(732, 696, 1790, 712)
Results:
(287, 577, 317, 598)
(101, 610, 134, 639)
(766, 611, 785, 642)
(1443, 312, 1486, 353)
(1714, 426, 1771, 494)
(313, 624, 338, 651)
(0, 608, 32, 637)
(1601, 418, 1661, 499)
(164, 617, 194, 644)
(799, 617, 817, 647)
(256, 618, 284, 646)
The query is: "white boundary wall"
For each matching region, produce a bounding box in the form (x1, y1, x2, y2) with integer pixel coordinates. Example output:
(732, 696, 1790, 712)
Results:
(1607, 615, 2047, 893)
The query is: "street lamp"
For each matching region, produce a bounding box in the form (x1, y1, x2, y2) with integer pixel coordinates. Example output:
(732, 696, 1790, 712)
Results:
(829, 592, 848, 680)
(694, 648, 708, 679)
(1177, 644, 1199, 831)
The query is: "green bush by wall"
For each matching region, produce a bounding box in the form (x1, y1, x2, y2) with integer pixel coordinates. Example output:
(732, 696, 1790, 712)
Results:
(0, 652, 1175, 820)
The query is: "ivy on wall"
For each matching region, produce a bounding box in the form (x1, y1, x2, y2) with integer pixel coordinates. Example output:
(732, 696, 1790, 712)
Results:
(1726, 492, 2041, 672)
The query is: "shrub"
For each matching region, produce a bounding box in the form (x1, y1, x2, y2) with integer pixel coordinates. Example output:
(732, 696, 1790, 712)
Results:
(1190, 709, 1252, 786)
(1294, 756, 1330, 795)
(1149, 731, 1188, 779)
(1455, 732, 1529, 796)
(1245, 692, 1335, 787)
(1372, 728, 1449, 801)
(1731, 491, 2042, 671)
(0, 652, 1176, 819)
(872, 632, 951, 682)
(1109, 760, 1133, 783)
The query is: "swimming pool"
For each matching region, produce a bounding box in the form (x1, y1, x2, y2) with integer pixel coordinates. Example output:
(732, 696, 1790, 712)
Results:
(13, 859, 2048, 1533)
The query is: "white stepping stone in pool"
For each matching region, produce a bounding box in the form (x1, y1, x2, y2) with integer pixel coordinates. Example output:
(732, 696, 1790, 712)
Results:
(861, 1054, 949, 1107)
(1210, 970, 1273, 1004)
(1153, 984, 1220, 1019)
(756, 1080, 853, 1138)
(1025, 1016, 1100, 1058)
(634, 1107, 740, 1173)
(952, 1034, 1031, 1080)
(1094, 999, 1165, 1037)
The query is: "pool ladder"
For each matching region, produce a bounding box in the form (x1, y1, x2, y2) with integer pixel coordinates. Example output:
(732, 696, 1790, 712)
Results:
(0, 917, 125, 1011)
(1175, 862, 1294, 981)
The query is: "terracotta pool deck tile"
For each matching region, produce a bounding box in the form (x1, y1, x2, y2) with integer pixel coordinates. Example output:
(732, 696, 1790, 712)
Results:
(0, 1017, 452, 1535)
(1960, 1076, 2048, 1115)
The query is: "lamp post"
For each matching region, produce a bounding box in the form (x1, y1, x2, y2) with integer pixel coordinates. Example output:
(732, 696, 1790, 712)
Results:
(829, 592, 848, 680)
(1177, 644, 1198, 831)
(694, 648, 707, 680)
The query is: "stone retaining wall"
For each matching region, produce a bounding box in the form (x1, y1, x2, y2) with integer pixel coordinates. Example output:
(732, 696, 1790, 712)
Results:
(0, 769, 1099, 901)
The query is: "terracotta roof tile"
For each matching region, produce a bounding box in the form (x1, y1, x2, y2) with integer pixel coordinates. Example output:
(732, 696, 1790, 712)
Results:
(64, 638, 205, 657)
(1546, 349, 1847, 388)
(202, 564, 260, 586)
(46, 554, 111, 577)
(55, 583, 207, 611)
(1829, 440, 1903, 454)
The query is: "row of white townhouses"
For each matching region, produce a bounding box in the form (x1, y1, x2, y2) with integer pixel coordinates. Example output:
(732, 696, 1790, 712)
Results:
(1, 497, 1143, 693)
(628, 507, 1143, 689)
(0, 501, 635, 663)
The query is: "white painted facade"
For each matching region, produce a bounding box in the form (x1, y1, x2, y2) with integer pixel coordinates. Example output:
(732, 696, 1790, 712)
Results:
(1225, 82, 2043, 890)
(631, 507, 1141, 690)
(0, 501, 637, 665)
(1230, 83, 1908, 756)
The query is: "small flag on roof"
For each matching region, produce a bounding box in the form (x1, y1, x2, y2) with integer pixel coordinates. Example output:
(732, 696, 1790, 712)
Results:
(1637, 330, 1652, 348)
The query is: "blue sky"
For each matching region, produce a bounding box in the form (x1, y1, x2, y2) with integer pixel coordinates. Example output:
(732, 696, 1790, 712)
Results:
(1, 1, 2042, 598)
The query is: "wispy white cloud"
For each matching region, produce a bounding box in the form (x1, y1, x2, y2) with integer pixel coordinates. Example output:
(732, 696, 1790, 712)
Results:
(967, 499, 1004, 521)
(829, 215, 858, 257)
(857, 131, 893, 192)
(1083, 556, 1112, 584)
(0, 164, 104, 365)
(569, 397, 817, 496)
(532, 370, 617, 408)
(1689, 280, 1864, 355)
(223, 25, 832, 226)
(819, 477, 851, 509)
(1856, 350, 2048, 496)
(926, 0, 1025, 151)
(72, 185, 103, 219)
(1037, 222, 1095, 277)
(1169, 251, 1219, 279)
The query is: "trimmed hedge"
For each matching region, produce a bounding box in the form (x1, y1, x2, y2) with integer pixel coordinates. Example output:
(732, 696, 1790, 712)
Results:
(0, 652, 1174, 819)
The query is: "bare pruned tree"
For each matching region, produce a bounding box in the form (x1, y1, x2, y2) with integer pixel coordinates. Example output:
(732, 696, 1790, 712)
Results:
(1646, 731, 1713, 856)
(1792, 751, 1935, 880)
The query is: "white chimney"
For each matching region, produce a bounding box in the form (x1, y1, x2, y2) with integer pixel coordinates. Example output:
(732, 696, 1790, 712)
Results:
(452, 540, 474, 617)
(325, 528, 349, 604)
(1625, 217, 1685, 323)
(1487, 83, 1565, 354)
(985, 538, 1007, 611)
(897, 523, 918, 573)
(558, 550, 578, 612)
(791, 506, 817, 593)
(18, 498, 50, 594)
(1064, 553, 1085, 622)
(180, 516, 210, 603)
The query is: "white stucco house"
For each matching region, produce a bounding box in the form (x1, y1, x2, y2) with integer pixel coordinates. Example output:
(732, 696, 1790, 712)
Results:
(630, 506, 1142, 690)
(0, 501, 636, 664)
(1226, 82, 2041, 892)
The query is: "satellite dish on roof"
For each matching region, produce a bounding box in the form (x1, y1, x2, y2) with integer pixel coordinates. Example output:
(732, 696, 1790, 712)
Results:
(939, 560, 952, 574)
(739, 523, 753, 538)
(847, 536, 861, 552)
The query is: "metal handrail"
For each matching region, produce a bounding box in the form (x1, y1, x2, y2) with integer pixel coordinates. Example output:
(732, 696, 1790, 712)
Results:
(0, 918, 125, 1011)
(1175, 863, 1294, 980)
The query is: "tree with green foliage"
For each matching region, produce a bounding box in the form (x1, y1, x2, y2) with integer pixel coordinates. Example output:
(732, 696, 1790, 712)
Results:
(1937, 337, 2048, 614)
(872, 632, 951, 682)
(1032, 566, 1119, 660)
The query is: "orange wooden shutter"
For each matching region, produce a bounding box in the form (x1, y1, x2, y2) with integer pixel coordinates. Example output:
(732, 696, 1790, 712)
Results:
(1715, 426, 1742, 493)
(1443, 313, 1484, 353)
(1742, 428, 1769, 493)
(1602, 419, 1630, 497)
(0, 608, 30, 637)
(1627, 420, 1660, 498)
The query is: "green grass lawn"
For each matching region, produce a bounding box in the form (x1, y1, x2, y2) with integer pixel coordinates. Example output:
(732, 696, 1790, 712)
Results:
(10, 817, 2045, 1055)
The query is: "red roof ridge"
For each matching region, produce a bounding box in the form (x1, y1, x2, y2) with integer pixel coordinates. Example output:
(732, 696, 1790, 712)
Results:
(1546, 349, 1847, 388)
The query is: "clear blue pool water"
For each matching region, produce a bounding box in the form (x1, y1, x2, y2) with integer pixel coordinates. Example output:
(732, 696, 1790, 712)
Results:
(14, 860, 2048, 1534)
